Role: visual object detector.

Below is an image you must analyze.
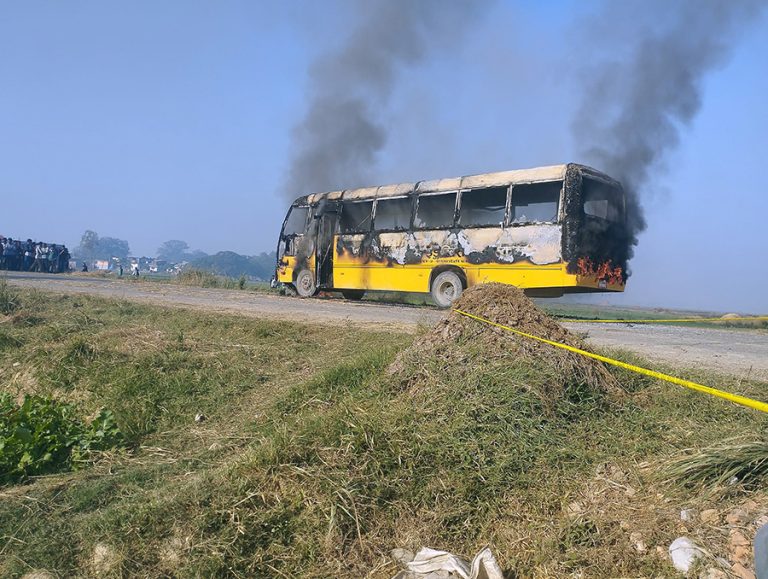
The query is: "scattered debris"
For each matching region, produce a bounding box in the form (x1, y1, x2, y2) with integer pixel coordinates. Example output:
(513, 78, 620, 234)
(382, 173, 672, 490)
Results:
(681, 508, 696, 522)
(669, 537, 706, 573)
(391, 547, 503, 579)
(194, 412, 206, 422)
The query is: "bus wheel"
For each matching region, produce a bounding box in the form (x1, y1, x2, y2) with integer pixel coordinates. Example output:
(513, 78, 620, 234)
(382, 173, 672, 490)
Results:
(341, 289, 365, 301)
(431, 271, 463, 308)
(295, 269, 317, 298)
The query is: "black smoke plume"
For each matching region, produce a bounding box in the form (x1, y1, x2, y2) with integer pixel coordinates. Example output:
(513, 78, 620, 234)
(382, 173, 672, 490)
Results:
(284, 0, 480, 200)
(572, 0, 763, 273)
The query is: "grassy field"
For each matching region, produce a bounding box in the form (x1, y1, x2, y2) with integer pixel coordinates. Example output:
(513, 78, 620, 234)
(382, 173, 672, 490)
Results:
(1, 282, 767, 577)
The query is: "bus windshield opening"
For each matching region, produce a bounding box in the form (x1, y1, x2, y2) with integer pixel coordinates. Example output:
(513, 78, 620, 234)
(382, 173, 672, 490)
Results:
(583, 178, 622, 222)
(283, 206, 309, 235)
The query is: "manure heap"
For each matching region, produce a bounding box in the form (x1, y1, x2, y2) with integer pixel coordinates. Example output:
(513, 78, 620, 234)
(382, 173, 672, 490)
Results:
(395, 283, 622, 404)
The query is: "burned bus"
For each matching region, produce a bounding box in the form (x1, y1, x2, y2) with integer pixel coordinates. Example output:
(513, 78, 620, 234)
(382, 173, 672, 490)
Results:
(276, 163, 628, 307)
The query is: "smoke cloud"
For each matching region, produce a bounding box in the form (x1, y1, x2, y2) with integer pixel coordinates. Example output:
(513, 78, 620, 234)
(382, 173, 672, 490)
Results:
(572, 0, 763, 268)
(284, 0, 480, 200)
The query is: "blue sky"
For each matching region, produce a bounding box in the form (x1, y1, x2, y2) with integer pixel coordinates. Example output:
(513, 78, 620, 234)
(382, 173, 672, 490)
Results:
(1, 1, 766, 312)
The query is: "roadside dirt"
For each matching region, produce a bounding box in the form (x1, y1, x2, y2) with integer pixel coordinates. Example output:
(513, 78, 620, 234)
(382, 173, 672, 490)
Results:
(5, 272, 768, 381)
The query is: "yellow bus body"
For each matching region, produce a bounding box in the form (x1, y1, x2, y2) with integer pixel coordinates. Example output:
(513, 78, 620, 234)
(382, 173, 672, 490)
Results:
(276, 244, 624, 294)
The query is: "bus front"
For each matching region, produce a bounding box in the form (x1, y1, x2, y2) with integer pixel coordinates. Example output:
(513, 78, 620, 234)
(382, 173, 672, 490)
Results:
(563, 165, 628, 293)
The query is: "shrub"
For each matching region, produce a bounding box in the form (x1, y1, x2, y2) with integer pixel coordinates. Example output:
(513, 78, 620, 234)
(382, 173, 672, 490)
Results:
(176, 269, 221, 288)
(0, 277, 20, 315)
(0, 394, 124, 483)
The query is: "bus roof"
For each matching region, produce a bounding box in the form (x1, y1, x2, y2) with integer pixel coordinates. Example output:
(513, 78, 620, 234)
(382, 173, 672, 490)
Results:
(298, 163, 618, 205)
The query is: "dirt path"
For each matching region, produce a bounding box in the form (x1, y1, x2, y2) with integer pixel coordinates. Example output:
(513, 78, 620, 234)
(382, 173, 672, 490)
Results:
(6, 272, 768, 381)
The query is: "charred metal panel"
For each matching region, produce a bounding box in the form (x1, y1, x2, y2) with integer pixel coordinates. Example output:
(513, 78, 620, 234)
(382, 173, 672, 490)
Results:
(344, 186, 382, 200)
(416, 177, 462, 193)
(562, 163, 629, 283)
(336, 225, 562, 268)
(460, 165, 567, 189)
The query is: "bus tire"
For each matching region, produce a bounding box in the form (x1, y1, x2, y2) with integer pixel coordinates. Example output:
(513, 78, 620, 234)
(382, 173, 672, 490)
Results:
(295, 269, 317, 298)
(341, 289, 365, 301)
(431, 270, 463, 308)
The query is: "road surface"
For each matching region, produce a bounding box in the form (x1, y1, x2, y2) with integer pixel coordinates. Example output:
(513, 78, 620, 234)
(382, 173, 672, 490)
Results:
(4, 272, 767, 381)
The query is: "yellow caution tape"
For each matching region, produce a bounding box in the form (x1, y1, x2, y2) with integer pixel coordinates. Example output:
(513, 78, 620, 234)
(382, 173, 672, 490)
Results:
(453, 308, 768, 414)
(560, 316, 768, 324)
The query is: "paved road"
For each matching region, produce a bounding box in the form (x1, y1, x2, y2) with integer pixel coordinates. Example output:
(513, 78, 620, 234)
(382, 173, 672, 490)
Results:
(5, 272, 767, 381)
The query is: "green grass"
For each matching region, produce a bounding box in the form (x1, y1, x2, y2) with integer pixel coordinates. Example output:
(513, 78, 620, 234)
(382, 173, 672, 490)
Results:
(1, 285, 767, 577)
(540, 300, 768, 329)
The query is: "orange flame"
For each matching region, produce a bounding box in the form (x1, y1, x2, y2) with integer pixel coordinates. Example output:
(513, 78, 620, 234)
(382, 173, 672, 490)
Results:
(576, 257, 624, 285)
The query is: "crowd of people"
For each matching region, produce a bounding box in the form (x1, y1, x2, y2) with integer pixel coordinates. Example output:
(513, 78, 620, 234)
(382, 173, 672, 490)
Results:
(0, 236, 71, 273)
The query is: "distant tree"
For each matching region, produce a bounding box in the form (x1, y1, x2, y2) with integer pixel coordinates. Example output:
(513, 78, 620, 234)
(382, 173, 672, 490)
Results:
(73, 230, 130, 262)
(76, 230, 100, 261)
(186, 250, 276, 280)
(98, 237, 130, 262)
(157, 240, 190, 263)
(187, 249, 208, 261)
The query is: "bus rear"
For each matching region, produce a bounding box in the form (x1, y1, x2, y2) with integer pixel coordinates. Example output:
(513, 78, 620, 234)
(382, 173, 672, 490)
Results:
(562, 164, 627, 292)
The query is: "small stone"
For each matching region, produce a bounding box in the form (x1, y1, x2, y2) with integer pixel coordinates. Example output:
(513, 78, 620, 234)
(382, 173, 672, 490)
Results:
(701, 509, 720, 524)
(681, 508, 696, 522)
(728, 476, 740, 485)
(731, 545, 751, 565)
(731, 562, 756, 579)
(727, 509, 751, 526)
(743, 500, 759, 512)
(669, 537, 706, 573)
(729, 529, 751, 548)
(630, 531, 647, 553)
(391, 548, 415, 567)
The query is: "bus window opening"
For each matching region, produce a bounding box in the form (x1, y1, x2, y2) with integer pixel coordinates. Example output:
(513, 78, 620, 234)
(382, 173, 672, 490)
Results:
(583, 178, 621, 221)
(458, 187, 508, 227)
(414, 192, 457, 229)
(340, 201, 374, 233)
(511, 182, 561, 224)
(374, 197, 412, 231)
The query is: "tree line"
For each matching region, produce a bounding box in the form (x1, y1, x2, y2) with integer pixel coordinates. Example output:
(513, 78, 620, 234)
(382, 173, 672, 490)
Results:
(73, 231, 276, 281)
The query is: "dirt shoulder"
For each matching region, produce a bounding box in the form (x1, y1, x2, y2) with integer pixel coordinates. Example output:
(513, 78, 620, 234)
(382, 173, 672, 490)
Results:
(5, 272, 767, 381)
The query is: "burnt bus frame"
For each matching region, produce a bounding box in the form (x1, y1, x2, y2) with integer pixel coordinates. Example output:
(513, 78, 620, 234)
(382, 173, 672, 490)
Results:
(277, 163, 626, 289)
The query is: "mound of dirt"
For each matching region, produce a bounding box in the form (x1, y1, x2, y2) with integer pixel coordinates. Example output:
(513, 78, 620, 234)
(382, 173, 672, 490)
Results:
(392, 283, 622, 403)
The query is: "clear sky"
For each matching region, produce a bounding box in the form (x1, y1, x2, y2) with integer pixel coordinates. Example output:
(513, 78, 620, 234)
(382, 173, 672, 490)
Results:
(1, 1, 766, 313)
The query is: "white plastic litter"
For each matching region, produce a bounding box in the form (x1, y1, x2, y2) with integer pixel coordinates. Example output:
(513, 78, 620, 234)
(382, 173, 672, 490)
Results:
(392, 546, 504, 579)
(669, 537, 706, 573)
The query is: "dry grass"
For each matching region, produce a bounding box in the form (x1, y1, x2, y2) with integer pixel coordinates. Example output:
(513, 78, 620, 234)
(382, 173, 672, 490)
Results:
(663, 437, 768, 488)
(1, 286, 768, 577)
